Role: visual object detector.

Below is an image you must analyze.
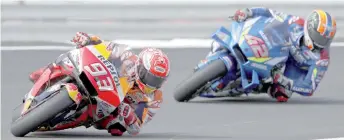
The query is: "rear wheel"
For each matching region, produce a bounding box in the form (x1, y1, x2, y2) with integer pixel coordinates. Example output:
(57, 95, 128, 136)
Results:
(173, 59, 228, 102)
(11, 87, 74, 137)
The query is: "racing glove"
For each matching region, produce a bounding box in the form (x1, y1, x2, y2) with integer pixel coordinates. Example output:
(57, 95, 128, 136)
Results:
(71, 32, 102, 48)
(231, 8, 253, 22)
(71, 32, 91, 48)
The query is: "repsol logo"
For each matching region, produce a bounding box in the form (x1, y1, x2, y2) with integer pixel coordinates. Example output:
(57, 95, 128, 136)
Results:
(98, 55, 120, 87)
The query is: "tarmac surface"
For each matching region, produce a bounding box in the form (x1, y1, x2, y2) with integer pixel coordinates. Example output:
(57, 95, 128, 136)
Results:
(2, 48, 344, 140)
(2, 3, 344, 140)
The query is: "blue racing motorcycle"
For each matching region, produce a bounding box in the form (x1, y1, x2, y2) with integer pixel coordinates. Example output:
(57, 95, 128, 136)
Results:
(173, 16, 293, 102)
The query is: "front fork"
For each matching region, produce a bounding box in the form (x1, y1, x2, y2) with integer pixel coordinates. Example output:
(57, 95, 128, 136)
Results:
(35, 82, 85, 131)
(194, 49, 238, 96)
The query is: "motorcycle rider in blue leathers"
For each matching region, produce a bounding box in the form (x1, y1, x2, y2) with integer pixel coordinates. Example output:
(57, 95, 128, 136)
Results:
(204, 7, 336, 102)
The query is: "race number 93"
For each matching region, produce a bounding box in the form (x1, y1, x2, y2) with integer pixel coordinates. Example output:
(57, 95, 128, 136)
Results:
(84, 63, 114, 91)
(245, 34, 269, 58)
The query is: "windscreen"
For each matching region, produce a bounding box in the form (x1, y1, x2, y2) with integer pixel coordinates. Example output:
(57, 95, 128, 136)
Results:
(262, 19, 292, 48)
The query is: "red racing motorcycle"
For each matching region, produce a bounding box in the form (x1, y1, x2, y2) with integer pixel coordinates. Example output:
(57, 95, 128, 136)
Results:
(11, 44, 132, 137)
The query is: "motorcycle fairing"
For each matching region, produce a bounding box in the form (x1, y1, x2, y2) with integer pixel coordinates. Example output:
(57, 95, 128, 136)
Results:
(22, 65, 73, 114)
(21, 43, 132, 116)
(80, 44, 131, 107)
(202, 17, 291, 92)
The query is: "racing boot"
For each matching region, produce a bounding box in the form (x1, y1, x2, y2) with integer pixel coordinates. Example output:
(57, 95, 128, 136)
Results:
(268, 65, 294, 102)
(108, 124, 126, 136)
(97, 113, 126, 136)
(268, 85, 291, 102)
(268, 73, 294, 102)
(98, 102, 141, 136)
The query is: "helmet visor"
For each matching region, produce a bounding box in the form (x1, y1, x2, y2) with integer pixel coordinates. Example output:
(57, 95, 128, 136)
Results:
(306, 22, 333, 49)
(138, 64, 166, 89)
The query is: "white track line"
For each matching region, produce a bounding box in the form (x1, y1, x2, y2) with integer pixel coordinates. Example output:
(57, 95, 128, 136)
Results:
(1, 39, 344, 51)
(1, 46, 73, 51)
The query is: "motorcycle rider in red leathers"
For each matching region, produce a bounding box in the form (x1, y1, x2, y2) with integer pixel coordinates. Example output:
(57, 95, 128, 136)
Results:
(29, 32, 171, 136)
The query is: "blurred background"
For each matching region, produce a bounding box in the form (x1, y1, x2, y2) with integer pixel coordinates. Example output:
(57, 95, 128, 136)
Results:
(2, 0, 343, 46)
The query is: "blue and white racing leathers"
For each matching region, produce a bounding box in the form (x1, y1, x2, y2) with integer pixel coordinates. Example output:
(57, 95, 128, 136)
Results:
(203, 7, 330, 101)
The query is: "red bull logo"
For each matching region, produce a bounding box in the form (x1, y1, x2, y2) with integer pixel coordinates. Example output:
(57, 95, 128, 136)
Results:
(65, 83, 82, 104)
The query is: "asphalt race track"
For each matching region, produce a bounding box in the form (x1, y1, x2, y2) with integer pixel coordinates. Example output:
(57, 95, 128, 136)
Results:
(2, 48, 344, 140)
(2, 3, 344, 140)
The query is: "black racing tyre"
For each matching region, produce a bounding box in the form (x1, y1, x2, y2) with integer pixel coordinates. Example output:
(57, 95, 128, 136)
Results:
(173, 59, 228, 102)
(12, 103, 24, 123)
(10, 87, 74, 137)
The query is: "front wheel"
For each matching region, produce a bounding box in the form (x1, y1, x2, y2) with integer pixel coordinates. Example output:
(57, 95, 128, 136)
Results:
(10, 87, 75, 137)
(173, 59, 228, 102)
